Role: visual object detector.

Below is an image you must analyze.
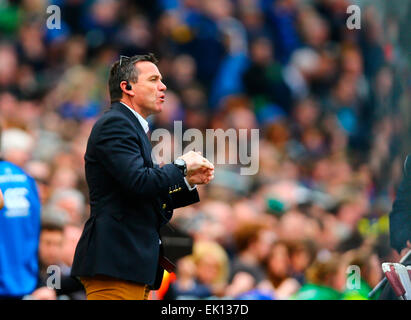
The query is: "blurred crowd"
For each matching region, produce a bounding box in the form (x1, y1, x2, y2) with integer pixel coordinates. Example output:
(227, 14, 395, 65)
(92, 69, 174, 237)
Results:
(0, 0, 411, 300)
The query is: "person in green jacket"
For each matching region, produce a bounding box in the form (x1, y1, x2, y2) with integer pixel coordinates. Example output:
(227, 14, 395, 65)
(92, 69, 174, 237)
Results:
(341, 248, 382, 300)
(342, 278, 375, 300)
(292, 253, 345, 300)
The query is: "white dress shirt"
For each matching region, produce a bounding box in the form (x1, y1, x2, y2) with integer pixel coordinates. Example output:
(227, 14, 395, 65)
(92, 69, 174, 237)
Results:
(120, 102, 196, 191)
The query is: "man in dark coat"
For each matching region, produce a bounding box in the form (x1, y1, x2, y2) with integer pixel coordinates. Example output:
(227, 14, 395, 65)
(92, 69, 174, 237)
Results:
(71, 53, 214, 300)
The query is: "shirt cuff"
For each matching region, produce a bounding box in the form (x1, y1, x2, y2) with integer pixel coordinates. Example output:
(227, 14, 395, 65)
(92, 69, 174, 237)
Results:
(184, 177, 197, 191)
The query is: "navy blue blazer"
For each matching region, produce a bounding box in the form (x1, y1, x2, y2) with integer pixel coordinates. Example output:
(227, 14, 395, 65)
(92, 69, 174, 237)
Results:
(71, 102, 199, 289)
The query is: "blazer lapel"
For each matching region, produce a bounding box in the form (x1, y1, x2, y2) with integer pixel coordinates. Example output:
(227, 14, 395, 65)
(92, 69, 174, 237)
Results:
(111, 102, 154, 167)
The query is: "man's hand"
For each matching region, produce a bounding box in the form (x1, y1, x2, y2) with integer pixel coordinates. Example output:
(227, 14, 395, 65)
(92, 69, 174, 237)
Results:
(179, 151, 214, 172)
(179, 151, 214, 185)
(186, 166, 214, 185)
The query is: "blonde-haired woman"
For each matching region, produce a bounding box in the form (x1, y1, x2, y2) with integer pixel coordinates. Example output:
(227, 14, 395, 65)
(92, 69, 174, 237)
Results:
(192, 240, 230, 297)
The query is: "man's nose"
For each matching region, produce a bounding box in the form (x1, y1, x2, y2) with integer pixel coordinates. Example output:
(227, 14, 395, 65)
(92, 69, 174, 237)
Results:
(159, 81, 167, 91)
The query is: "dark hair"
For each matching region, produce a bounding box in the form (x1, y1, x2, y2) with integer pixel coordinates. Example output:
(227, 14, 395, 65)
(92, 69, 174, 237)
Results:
(108, 53, 158, 103)
(233, 222, 266, 252)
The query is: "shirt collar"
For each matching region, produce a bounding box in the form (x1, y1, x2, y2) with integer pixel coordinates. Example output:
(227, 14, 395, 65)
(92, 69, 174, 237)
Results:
(120, 102, 149, 134)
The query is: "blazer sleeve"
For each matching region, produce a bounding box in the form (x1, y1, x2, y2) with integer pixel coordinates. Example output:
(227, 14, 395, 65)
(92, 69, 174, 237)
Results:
(94, 115, 186, 199)
(153, 164, 200, 209)
(390, 154, 411, 253)
(169, 182, 200, 209)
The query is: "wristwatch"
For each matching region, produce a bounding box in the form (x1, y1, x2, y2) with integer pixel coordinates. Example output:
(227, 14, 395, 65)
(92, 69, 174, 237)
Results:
(173, 158, 187, 176)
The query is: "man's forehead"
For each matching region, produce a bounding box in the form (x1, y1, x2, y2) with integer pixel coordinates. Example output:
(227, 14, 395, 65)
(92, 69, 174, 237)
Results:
(135, 61, 161, 77)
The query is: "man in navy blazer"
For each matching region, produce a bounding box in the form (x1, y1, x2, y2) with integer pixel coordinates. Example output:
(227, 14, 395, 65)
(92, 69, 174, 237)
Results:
(71, 53, 214, 300)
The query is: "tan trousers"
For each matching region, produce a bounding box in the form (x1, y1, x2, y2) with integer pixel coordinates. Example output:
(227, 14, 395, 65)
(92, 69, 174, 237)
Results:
(80, 275, 150, 300)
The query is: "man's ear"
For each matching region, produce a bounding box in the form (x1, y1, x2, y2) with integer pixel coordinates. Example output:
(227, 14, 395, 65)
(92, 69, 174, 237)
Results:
(120, 81, 135, 96)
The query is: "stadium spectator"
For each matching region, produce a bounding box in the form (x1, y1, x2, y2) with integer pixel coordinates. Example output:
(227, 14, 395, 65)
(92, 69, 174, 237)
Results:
(165, 255, 212, 299)
(37, 222, 64, 289)
(227, 222, 275, 296)
(265, 240, 301, 299)
(341, 248, 382, 300)
(292, 254, 346, 300)
(192, 240, 230, 298)
(0, 124, 41, 299)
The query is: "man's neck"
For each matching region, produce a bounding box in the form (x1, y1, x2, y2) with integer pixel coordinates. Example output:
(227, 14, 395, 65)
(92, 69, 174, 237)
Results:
(119, 99, 147, 119)
(119, 100, 150, 134)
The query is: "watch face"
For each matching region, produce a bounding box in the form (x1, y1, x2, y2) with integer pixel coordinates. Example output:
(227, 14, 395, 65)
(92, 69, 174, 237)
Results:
(175, 158, 187, 175)
(175, 159, 185, 166)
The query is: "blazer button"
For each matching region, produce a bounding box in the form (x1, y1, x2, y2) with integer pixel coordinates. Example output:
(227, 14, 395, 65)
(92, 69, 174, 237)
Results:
(162, 203, 167, 209)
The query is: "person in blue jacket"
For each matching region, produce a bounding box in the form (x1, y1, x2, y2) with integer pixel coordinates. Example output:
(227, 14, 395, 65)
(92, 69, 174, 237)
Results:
(0, 125, 41, 299)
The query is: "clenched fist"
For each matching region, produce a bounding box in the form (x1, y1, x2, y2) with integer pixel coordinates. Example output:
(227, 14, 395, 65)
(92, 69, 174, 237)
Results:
(178, 151, 214, 186)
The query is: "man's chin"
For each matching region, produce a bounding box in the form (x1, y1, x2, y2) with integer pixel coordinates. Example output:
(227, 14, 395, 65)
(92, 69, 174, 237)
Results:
(146, 103, 163, 116)
(154, 104, 163, 113)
